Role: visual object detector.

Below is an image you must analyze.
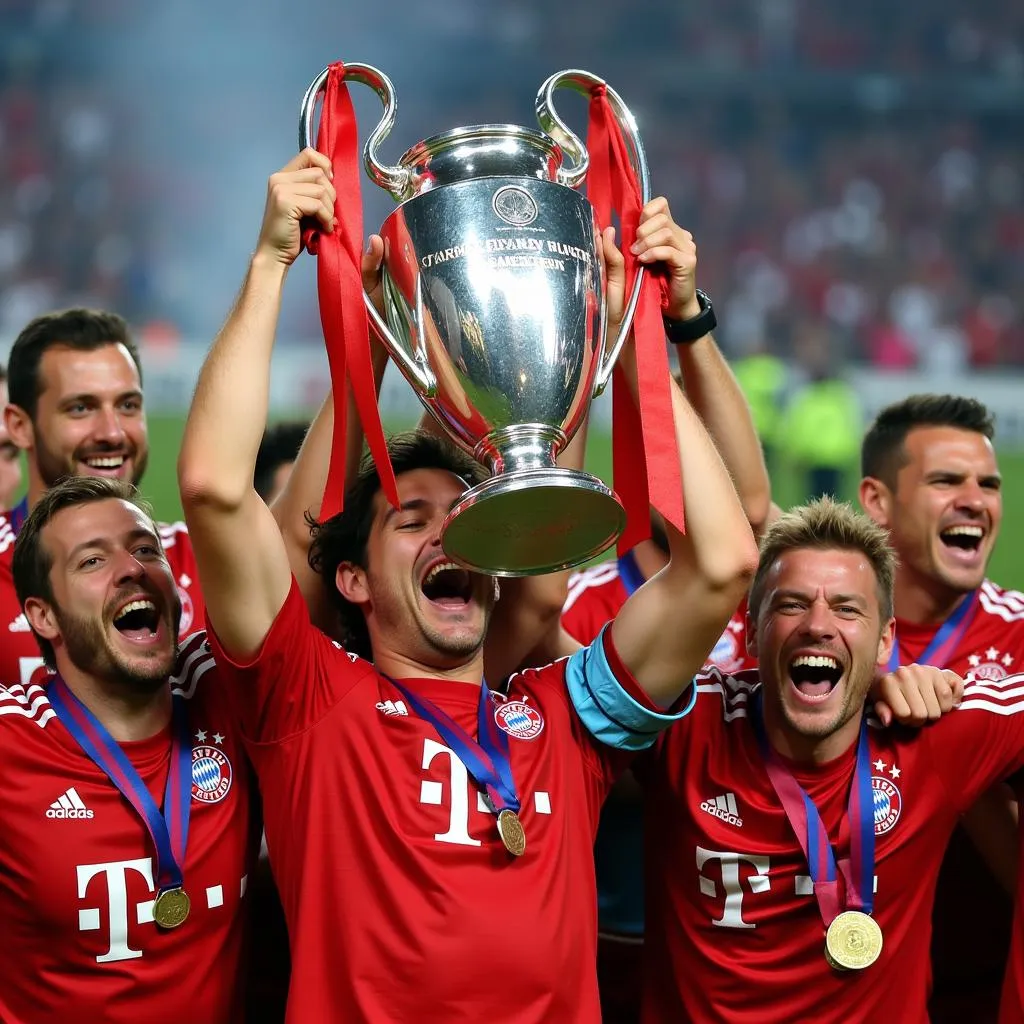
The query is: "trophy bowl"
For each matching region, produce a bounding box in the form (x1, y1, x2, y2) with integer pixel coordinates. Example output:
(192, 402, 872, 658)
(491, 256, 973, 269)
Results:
(301, 65, 650, 576)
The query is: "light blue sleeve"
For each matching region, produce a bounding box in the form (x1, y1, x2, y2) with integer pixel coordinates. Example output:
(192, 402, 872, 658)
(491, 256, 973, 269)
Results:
(565, 625, 696, 751)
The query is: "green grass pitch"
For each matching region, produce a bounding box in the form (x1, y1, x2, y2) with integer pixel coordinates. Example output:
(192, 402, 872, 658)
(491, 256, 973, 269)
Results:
(143, 414, 1024, 592)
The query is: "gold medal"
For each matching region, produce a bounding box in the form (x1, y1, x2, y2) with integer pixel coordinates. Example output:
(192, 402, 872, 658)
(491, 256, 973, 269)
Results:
(153, 887, 191, 929)
(825, 910, 883, 971)
(496, 808, 526, 857)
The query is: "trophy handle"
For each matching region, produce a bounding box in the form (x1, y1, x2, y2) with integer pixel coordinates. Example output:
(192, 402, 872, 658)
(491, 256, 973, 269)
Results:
(298, 62, 410, 201)
(299, 63, 436, 395)
(535, 70, 652, 398)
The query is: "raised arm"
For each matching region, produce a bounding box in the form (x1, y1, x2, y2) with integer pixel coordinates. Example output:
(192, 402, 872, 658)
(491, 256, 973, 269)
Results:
(610, 222, 759, 706)
(178, 150, 336, 657)
(633, 198, 773, 538)
(270, 296, 387, 635)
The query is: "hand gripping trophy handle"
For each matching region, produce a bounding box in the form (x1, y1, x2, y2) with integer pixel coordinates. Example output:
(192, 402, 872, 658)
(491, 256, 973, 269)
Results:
(297, 62, 649, 576)
(535, 70, 652, 398)
(299, 63, 438, 398)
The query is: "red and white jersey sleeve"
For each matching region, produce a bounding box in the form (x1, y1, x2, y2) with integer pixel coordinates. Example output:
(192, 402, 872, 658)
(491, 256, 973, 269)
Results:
(157, 521, 205, 639)
(0, 518, 206, 691)
(639, 669, 1024, 1024)
(895, 579, 1024, 1023)
(0, 638, 257, 1024)
(0, 512, 43, 689)
(207, 577, 642, 1023)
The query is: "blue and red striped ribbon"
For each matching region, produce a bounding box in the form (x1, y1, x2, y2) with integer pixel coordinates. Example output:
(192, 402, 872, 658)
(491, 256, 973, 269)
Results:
(751, 689, 874, 924)
(385, 677, 520, 817)
(48, 677, 192, 896)
(887, 589, 979, 673)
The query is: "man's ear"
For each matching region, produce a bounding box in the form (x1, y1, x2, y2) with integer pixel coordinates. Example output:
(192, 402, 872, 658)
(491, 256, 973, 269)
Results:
(859, 476, 893, 529)
(24, 597, 59, 644)
(877, 616, 896, 669)
(745, 608, 758, 659)
(5, 404, 34, 453)
(335, 562, 370, 608)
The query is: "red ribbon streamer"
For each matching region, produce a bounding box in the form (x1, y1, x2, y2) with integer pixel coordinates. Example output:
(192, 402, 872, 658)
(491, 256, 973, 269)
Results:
(302, 62, 398, 518)
(586, 86, 685, 551)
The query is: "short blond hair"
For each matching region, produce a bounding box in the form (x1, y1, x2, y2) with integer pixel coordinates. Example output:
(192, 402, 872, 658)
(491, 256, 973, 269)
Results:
(748, 497, 896, 622)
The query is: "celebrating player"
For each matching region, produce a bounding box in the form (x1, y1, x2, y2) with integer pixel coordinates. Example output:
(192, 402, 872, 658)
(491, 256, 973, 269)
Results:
(0, 309, 205, 689)
(637, 497, 1024, 1022)
(541, 197, 770, 1024)
(858, 394, 1024, 1022)
(1, 477, 254, 1023)
(176, 149, 759, 1021)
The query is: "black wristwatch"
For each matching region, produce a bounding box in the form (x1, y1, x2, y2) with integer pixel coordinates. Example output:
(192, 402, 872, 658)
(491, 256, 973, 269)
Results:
(663, 289, 717, 344)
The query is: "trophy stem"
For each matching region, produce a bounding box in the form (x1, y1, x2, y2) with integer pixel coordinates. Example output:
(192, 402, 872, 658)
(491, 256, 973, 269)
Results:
(474, 423, 566, 477)
(441, 425, 625, 577)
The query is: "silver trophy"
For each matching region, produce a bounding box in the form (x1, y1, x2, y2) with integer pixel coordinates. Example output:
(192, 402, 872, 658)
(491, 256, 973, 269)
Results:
(300, 64, 650, 576)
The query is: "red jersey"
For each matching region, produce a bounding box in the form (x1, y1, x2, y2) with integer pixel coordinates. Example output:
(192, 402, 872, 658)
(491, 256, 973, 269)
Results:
(563, 551, 756, 939)
(893, 581, 1024, 1024)
(208, 579, 645, 1023)
(639, 666, 1024, 1024)
(0, 513, 205, 689)
(0, 634, 257, 1024)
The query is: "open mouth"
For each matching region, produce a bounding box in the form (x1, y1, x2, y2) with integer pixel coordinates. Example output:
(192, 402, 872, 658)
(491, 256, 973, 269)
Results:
(789, 654, 843, 701)
(940, 524, 984, 557)
(420, 561, 473, 609)
(112, 598, 160, 641)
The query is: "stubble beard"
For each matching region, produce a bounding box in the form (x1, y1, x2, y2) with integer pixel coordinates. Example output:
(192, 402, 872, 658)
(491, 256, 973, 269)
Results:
(56, 606, 175, 693)
(35, 430, 148, 488)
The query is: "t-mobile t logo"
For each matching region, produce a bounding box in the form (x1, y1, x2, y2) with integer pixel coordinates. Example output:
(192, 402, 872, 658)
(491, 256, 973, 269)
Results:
(418, 738, 551, 847)
(77, 857, 157, 963)
(696, 846, 771, 929)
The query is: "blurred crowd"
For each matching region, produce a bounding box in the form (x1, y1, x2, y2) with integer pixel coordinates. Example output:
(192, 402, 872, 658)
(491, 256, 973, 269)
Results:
(0, 0, 152, 342)
(0, 0, 1022, 370)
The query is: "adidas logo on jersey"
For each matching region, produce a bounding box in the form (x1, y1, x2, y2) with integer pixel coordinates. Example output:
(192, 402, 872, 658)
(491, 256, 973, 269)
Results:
(700, 791, 743, 827)
(376, 699, 409, 717)
(8, 613, 31, 633)
(46, 787, 95, 819)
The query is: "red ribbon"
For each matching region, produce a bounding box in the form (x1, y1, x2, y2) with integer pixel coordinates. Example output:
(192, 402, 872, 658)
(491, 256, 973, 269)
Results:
(302, 62, 398, 517)
(586, 86, 685, 550)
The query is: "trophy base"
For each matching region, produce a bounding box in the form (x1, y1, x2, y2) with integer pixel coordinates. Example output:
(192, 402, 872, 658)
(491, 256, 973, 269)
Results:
(441, 468, 625, 577)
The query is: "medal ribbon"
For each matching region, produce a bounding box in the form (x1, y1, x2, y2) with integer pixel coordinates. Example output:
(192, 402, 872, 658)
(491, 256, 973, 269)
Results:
(48, 677, 192, 895)
(586, 86, 685, 554)
(750, 690, 874, 924)
(886, 588, 979, 673)
(302, 61, 399, 520)
(385, 677, 520, 815)
(616, 549, 645, 597)
(8, 495, 29, 537)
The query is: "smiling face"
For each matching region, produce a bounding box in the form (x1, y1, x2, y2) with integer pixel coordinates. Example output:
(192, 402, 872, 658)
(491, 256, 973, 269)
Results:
(338, 468, 496, 670)
(25, 498, 180, 689)
(862, 425, 1001, 611)
(7, 343, 149, 492)
(748, 546, 894, 762)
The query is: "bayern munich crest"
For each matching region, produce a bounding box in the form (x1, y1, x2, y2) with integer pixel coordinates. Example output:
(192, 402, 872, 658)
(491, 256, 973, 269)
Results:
(191, 744, 233, 804)
(494, 698, 545, 741)
(706, 621, 746, 675)
(871, 774, 902, 836)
